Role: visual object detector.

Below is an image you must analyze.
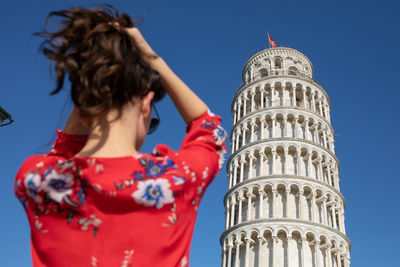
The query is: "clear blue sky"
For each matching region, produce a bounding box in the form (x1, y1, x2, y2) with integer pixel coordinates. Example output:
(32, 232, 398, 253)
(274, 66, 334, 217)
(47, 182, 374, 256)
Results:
(1, 0, 399, 266)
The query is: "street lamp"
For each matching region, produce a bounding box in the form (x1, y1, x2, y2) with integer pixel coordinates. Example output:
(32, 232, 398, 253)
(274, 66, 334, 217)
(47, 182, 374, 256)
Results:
(0, 106, 14, 127)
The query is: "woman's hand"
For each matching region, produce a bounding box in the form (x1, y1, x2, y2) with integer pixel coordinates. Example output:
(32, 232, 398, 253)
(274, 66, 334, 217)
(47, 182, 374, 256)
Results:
(125, 27, 158, 59)
(120, 24, 208, 123)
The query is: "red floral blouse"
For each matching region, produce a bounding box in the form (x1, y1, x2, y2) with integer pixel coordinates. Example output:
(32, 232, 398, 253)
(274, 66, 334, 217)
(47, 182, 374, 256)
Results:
(14, 109, 227, 267)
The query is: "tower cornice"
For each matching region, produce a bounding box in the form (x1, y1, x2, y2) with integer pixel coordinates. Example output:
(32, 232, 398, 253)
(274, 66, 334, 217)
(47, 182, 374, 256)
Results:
(232, 75, 331, 111)
(231, 106, 335, 139)
(219, 218, 351, 248)
(223, 175, 346, 207)
(227, 137, 340, 172)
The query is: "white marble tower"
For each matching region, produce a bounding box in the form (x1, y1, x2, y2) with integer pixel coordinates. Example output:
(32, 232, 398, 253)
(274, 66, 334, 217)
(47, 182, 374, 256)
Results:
(220, 47, 351, 267)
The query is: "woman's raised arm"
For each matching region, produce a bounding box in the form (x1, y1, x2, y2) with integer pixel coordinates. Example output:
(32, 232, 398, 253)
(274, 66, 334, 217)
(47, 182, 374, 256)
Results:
(126, 27, 208, 124)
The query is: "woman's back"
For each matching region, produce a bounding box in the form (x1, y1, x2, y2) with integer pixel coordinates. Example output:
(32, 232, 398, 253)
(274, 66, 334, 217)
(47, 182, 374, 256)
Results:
(15, 110, 227, 266)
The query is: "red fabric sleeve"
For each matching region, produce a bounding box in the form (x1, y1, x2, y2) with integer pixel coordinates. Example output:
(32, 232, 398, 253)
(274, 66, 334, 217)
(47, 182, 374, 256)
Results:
(155, 109, 228, 195)
(47, 129, 88, 158)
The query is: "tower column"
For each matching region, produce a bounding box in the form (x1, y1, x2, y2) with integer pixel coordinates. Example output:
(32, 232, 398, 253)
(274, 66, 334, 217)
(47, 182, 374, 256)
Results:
(272, 236, 278, 267)
(231, 135, 236, 153)
(235, 130, 240, 151)
(243, 97, 248, 117)
(237, 195, 243, 224)
(311, 91, 316, 111)
(225, 199, 230, 229)
(271, 86, 275, 107)
(301, 238, 307, 267)
(244, 238, 253, 267)
(248, 153, 254, 179)
(250, 121, 256, 142)
(259, 191, 265, 218)
(271, 150, 276, 174)
(284, 148, 289, 174)
(315, 240, 321, 267)
(304, 119, 309, 139)
(222, 240, 227, 267)
(318, 158, 323, 181)
(307, 153, 312, 178)
(230, 200, 236, 227)
(332, 204, 337, 230)
(272, 189, 277, 218)
(237, 102, 242, 120)
(322, 197, 328, 225)
(250, 91, 255, 112)
(285, 189, 290, 218)
(233, 105, 237, 124)
(242, 126, 247, 146)
(247, 192, 254, 221)
(239, 157, 245, 183)
(257, 236, 265, 266)
(271, 118, 276, 138)
(287, 236, 292, 267)
(323, 129, 328, 147)
(260, 88, 264, 109)
(299, 190, 305, 220)
(228, 164, 233, 189)
(327, 162, 332, 186)
(233, 161, 238, 187)
(292, 85, 296, 106)
(341, 209, 347, 234)
(336, 252, 343, 267)
(297, 151, 303, 176)
(302, 89, 307, 108)
(227, 243, 233, 267)
(259, 152, 265, 176)
(234, 240, 242, 267)
(327, 245, 333, 267)
(318, 99, 322, 115)
(312, 193, 317, 223)
(260, 118, 265, 139)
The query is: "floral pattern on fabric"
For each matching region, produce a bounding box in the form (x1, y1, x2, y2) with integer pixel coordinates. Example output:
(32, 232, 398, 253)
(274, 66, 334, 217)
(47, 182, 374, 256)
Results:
(14, 108, 227, 267)
(132, 178, 174, 209)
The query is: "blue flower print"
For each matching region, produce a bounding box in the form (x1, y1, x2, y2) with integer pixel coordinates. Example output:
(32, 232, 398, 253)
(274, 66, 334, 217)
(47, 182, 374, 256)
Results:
(173, 177, 186, 185)
(132, 178, 174, 209)
(41, 169, 75, 203)
(132, 171, 144, 181)
(213, 125, 228, 146)
(200, 119, 217, 130)
(24, 172, 43, 203)
(145, 158, 176, 178)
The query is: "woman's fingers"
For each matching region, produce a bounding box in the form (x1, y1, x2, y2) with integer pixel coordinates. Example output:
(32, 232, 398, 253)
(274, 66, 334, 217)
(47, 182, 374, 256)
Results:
(126, 27, 157, 58)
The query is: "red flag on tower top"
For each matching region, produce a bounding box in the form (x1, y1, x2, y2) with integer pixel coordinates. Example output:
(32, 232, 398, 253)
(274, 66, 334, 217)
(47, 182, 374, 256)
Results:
(267, 33, 277, 48)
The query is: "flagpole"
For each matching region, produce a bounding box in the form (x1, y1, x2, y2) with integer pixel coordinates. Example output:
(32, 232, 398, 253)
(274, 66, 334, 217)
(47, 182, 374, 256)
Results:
(267, 32, 271, 48)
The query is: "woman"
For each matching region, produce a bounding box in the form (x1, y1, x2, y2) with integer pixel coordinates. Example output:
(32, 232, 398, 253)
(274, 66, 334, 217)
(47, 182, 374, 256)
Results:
(14, 4, 227, 267)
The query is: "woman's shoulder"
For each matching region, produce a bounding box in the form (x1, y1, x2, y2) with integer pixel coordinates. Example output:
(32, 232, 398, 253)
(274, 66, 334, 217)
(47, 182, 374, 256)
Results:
(16, 154, 59, 178)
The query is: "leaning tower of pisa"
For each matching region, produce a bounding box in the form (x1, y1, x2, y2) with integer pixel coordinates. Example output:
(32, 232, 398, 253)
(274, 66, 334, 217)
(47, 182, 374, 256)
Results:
(220, 47, 351, 267)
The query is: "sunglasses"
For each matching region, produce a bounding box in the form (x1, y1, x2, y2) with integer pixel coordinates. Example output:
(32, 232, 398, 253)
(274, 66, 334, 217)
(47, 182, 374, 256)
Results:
(147, 104, 160, 135)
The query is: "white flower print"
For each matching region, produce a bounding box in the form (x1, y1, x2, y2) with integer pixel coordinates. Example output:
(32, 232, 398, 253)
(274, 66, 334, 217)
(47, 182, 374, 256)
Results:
(78, 214, 102, 236)
(180, 256, 188, 267)
(213, 125, 227, 146)
(120, 249, 134, 267)
(24, 172, 43, 203)
(91, 256, 98, 267)
(41, 170, 74, 203)
(217, 147, 227, 170)
(132, 178, 174, 209)
(202, 167, 209, 179)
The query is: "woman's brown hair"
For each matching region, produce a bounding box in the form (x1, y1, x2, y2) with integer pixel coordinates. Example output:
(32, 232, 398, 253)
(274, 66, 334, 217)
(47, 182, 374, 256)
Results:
(35, 4, 165, 120)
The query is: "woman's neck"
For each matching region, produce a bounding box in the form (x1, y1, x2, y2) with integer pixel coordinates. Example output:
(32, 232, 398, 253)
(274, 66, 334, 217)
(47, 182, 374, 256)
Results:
(76, 110, 140, 158)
